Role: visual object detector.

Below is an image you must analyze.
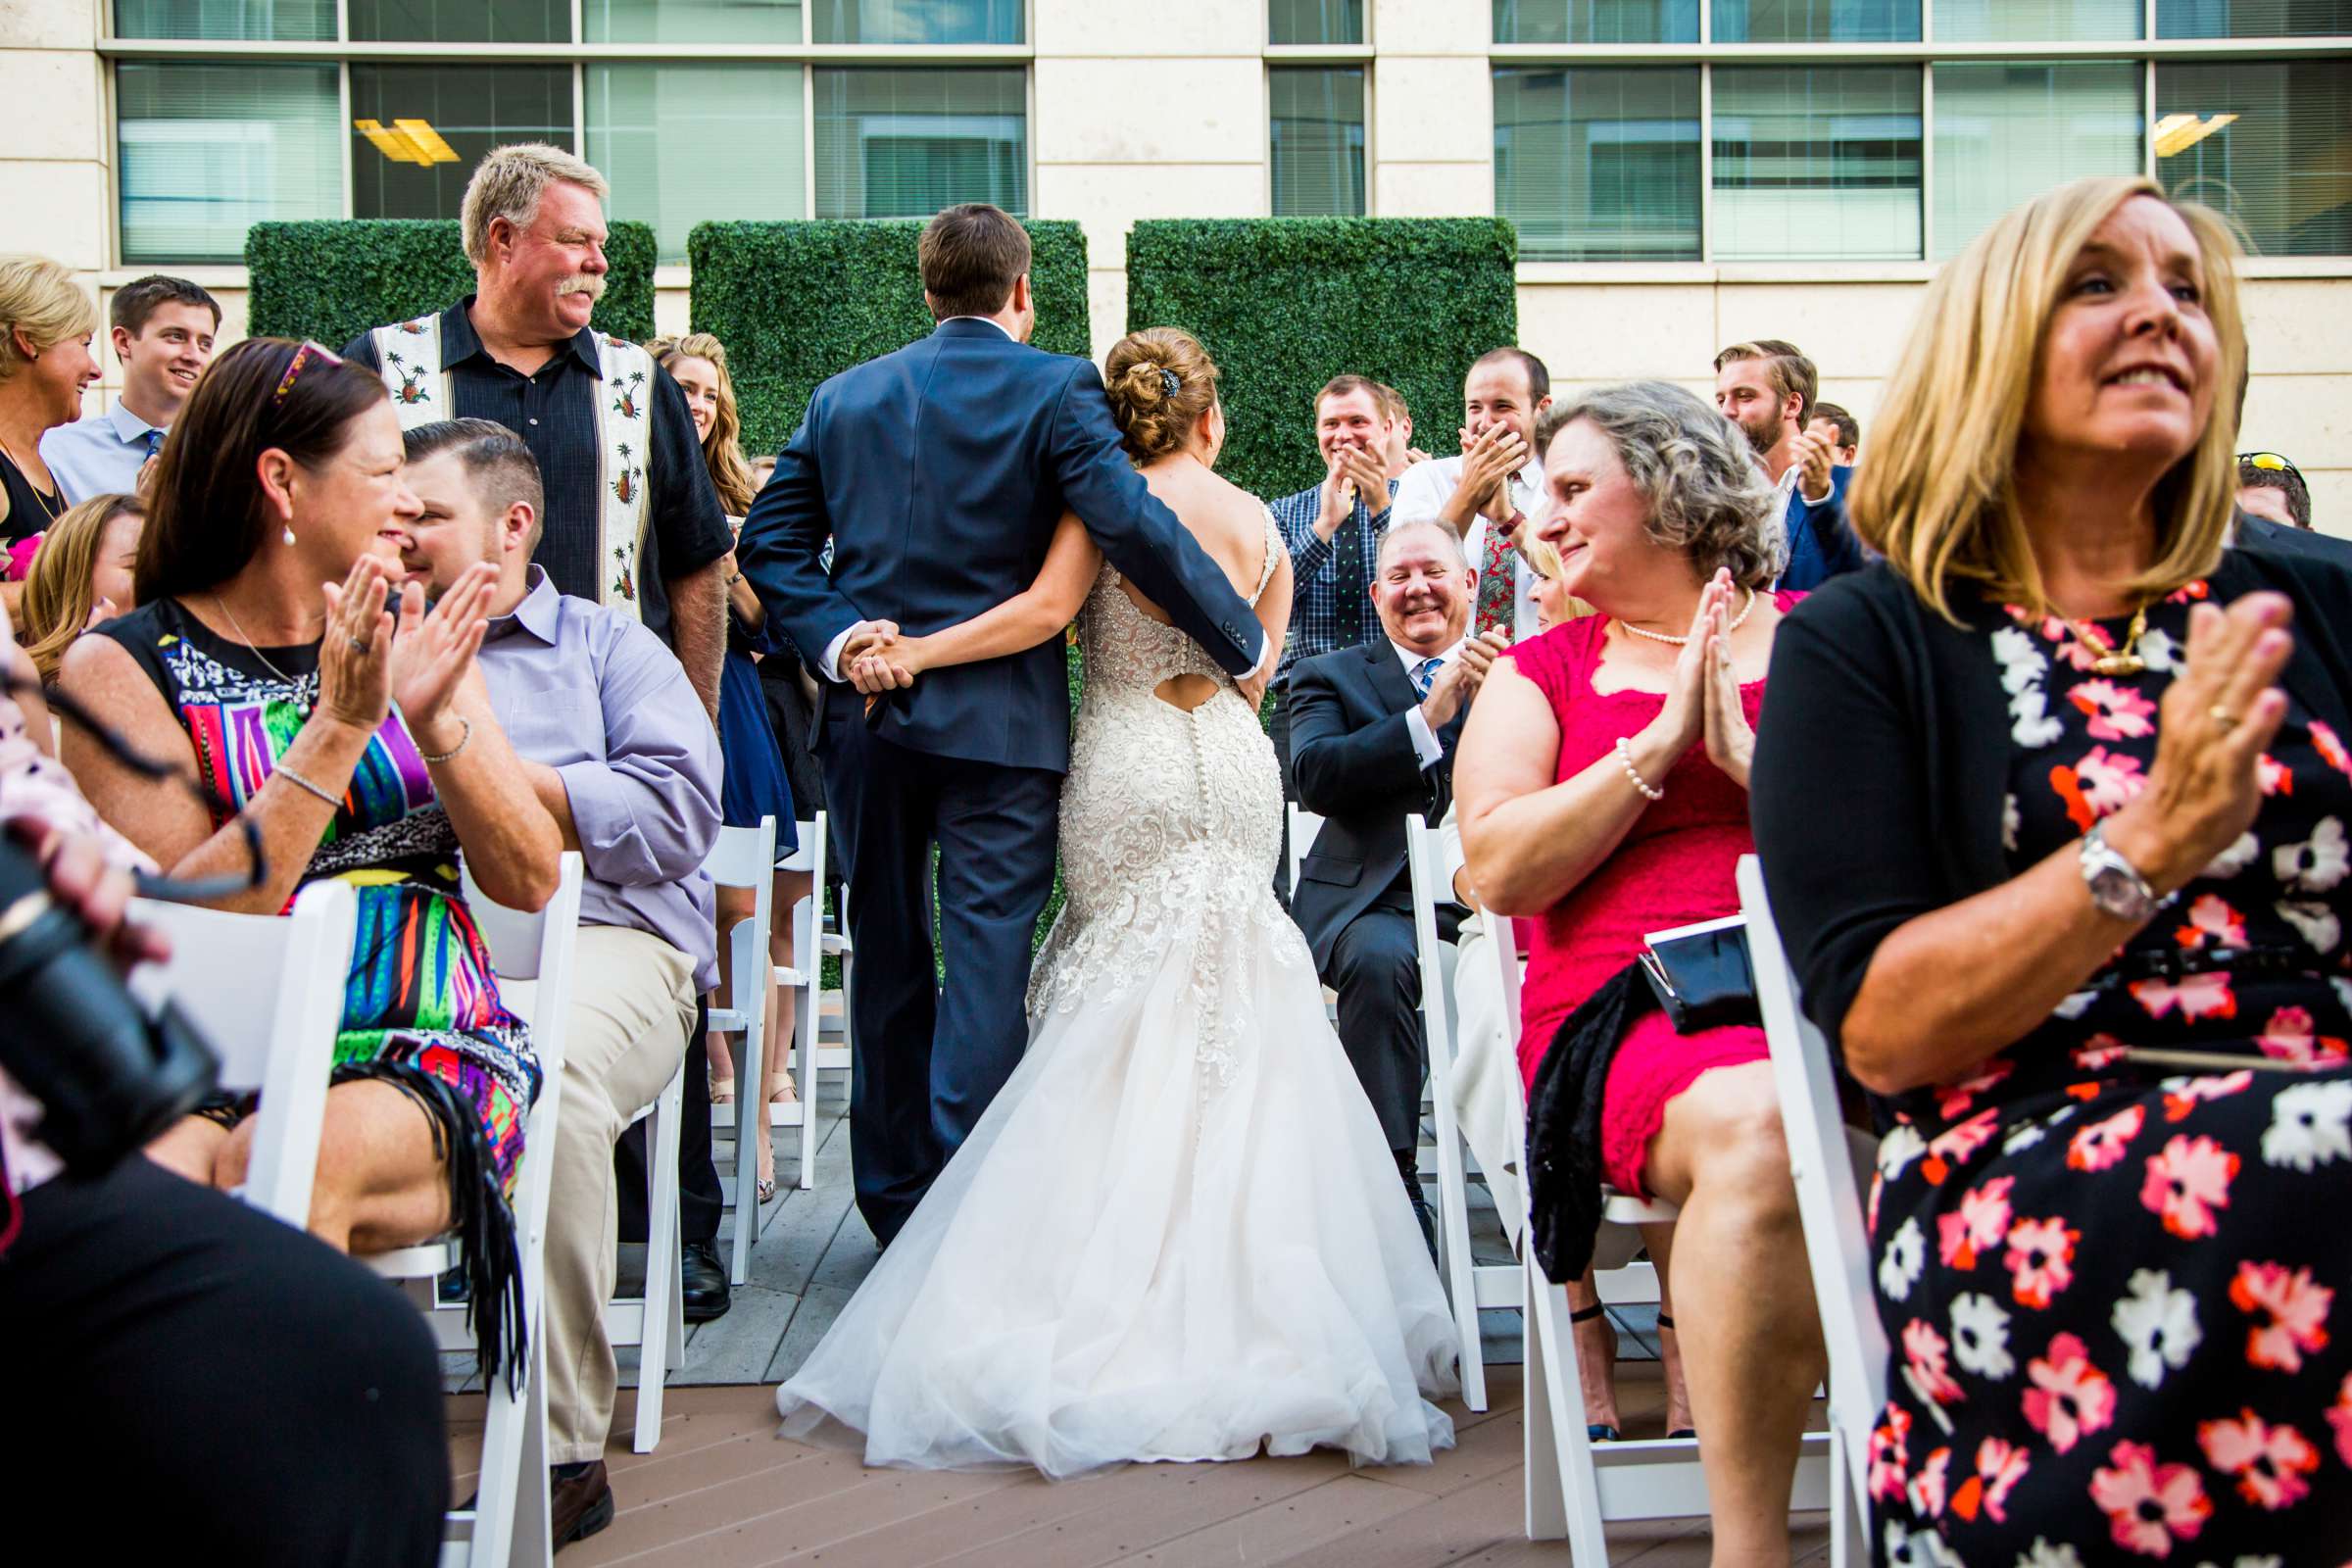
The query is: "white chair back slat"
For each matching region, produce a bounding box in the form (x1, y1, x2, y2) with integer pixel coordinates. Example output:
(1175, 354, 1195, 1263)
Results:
(128, 879, 359, 1229)
(703, 815, 793, 1285)
(1740, 855, 1886, 1544)
(1286, 804, 1325, 903)
(1404, 815, 1495, 1412)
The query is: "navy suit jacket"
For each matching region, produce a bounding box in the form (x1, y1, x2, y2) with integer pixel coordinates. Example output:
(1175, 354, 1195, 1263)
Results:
(737, 318, 1266, 773)
(1780, 464, 1867, 593)
(1286, 638, 1465, 974)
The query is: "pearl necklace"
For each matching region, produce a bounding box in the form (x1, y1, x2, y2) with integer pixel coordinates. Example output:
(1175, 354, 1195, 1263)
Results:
(1616, 586, 1757, 646)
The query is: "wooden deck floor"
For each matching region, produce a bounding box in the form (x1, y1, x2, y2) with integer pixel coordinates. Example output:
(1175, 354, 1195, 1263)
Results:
(440, 1068, 1832, 1564)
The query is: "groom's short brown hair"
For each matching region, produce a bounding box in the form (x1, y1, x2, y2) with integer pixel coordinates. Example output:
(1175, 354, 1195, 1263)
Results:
(920, 205, 1030, 320)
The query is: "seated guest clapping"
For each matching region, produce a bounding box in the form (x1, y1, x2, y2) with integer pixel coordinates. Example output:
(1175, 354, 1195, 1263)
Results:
(1288, 519, 1509, 1253)
(1754, 175, 2352, 1563)
(0, 600, 448, 1568)
(16, 492, 141, 682)
(398, 416, 721, 1544)
(1456, 381, 1816, 1551)
(56, 337, 562, 1380)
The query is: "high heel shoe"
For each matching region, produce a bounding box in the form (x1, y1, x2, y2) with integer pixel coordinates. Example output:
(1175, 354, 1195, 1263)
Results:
(1569, 1303, 1621, 1443)
(1657, 1311, 1695, 1442)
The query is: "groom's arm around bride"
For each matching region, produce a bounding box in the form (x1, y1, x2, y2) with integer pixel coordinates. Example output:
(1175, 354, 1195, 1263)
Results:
(729, 203, 1272, 1245)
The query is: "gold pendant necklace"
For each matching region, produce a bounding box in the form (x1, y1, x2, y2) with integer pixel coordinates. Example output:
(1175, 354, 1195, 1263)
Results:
(2073, 602, 2150, 677)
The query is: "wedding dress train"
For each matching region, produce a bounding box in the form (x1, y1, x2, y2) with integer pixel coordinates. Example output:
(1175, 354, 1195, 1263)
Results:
(774, 511, 1459, 1476)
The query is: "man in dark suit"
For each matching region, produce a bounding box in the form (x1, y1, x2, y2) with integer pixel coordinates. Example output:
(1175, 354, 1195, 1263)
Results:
(737, 205, 1267, 1246)
(1288, 519, 1508, 1247)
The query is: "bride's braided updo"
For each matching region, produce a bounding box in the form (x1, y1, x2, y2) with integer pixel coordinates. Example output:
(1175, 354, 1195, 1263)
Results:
(1103, 327, 1219, 463)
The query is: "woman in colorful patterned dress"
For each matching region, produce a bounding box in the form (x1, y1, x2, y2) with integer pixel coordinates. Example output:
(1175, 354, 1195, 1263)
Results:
(1754, 176, 2352, 1565)
(58, 337, 564, 1374)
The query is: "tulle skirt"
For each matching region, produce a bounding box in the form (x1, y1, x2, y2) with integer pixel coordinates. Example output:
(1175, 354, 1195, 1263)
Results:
(773, 891, 1459, 1477)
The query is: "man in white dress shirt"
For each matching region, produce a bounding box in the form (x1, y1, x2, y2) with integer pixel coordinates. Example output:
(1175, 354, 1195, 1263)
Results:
(38, 275, 217, 503)
(1390, 348, 1553, 643)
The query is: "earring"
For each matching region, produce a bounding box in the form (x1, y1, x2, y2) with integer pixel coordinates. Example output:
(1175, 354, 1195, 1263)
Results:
(282, 524, 297, 547)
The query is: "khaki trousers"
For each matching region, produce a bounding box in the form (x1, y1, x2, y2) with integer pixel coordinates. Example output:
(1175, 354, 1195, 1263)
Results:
(497, 924, 698, 1463)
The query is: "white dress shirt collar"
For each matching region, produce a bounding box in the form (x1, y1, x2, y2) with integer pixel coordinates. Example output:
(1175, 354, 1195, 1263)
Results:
(942, 315, 1015, 339)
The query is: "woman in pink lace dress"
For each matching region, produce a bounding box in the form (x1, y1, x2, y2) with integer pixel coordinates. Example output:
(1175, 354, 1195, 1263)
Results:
(1457, 380, 1824, 1565)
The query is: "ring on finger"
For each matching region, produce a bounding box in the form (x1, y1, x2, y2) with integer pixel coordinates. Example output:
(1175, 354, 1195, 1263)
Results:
(348, 635, 370, 654)
(2209, 704, 2240, 733)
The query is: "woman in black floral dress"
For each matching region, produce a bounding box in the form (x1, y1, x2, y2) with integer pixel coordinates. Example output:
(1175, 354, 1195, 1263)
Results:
(1755, 175, 2352, 1566)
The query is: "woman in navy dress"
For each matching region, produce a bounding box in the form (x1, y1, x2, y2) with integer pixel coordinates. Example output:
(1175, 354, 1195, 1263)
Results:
(654, 334, 804, 1200)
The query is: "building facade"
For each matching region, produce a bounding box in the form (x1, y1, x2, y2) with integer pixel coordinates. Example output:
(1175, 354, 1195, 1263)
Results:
(6, 0, 2349, 523)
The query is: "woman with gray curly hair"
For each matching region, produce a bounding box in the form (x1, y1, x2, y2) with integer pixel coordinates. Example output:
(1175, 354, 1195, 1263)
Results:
(1455, 379, 1823, 1561)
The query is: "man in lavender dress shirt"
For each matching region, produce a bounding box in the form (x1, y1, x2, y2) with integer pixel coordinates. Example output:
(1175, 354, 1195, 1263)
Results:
(400, 417, 720, 1546)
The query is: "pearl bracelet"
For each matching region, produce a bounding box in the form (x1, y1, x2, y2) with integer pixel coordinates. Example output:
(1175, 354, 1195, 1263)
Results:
(1615, 736, 1665, 802)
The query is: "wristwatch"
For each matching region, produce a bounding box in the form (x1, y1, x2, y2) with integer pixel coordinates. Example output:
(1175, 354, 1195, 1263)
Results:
(2080, 823, 2163, 922)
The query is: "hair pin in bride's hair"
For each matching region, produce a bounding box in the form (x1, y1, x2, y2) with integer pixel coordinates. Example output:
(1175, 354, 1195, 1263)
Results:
(1159, 368, 1180, 399)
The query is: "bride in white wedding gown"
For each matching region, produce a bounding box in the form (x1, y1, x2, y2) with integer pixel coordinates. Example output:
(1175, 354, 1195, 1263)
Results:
(773, 329, 1458, 1477)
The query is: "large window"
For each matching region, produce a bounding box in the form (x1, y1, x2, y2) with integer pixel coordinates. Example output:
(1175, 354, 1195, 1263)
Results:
(1270, 68, 1367, 217)
(350, 65, 573, 222)
(1711, 68, 1922, 261)
(584, 0, 802, 41)
(587, 65, 808, 261)
(1932, 62, 2142, 258)
(116, 0, 333, 39)
(1494, 67, 1701, 261)
(118, 62, 341, 264)
(106, 6, 1032, 268)
(348, 0, 568, 42)
(1493, 0, 1698, 41)
(809, 0, 1022, 44)
(1935, 0, 2141, 37)
(813, 69, 1028, 220)
(1271, 0, 1366, 43)
(2158, 60, 2352, 256)
(1712, 0, 1920, 40)
(2157, 0, 2351, 35)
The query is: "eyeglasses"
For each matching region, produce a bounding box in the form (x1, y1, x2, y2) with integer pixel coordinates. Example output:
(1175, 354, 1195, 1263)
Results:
(2239, 451, 2303, 482)
(271, 339, 346, 408)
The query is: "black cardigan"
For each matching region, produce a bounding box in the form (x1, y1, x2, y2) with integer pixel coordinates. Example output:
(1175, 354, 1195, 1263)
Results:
(1750, 545, 2352, 1057)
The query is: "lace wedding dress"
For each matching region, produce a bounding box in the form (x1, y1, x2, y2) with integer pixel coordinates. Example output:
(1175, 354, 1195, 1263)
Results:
(774, 510, 1459, 1476)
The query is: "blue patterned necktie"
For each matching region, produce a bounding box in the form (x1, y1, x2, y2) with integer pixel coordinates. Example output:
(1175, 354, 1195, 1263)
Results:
(143, 428, 163, 460)
(1411, 656, 1443, 698)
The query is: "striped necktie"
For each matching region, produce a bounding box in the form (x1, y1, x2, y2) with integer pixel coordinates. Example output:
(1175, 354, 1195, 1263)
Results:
(1411, 656, 1443, 698)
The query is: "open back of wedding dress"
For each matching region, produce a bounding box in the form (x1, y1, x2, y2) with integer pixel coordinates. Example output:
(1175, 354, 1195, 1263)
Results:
(774, 509, 1459, 1476)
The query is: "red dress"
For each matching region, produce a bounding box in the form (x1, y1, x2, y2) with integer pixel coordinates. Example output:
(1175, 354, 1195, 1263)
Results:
(1509, 601, 1795, 1198)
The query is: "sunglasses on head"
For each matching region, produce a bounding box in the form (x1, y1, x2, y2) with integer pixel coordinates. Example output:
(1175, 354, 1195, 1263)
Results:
(2239, 451, 2303, 482)
(271, 339, 346, 408)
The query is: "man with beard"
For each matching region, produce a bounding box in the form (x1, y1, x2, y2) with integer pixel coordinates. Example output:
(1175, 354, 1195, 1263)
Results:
(1390, 347, 1552, 641)
(1712, 338, 1865, 591)
(344, 142, 740, 1325)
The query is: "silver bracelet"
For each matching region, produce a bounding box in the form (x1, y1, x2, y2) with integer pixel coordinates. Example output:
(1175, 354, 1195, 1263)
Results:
(1615, 736, 1665, 803)
(272, 762, 342, 808)
(417, 714, 472, 765)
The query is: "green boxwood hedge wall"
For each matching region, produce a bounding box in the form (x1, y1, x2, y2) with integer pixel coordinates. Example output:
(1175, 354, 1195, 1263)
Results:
(1123, 219, 1520, 505)
(688, 220, 1092, 458)
(243, 220, 659, 349)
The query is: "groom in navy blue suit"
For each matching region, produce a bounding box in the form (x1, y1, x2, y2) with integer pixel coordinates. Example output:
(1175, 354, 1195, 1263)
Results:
(738, 205, 1268, 1245)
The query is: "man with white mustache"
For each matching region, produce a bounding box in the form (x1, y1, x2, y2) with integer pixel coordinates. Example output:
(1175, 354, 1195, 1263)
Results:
(1285, 520, 1509, 1256)
(343, 143, 743, 1337)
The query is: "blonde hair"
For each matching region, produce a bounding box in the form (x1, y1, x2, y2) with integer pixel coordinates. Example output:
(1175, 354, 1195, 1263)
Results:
(1852, 175, 2245, 623)
(460, 143, 610, 268)
(19, 494, 142, 682)
(0, 255, 97, 383)
(1519, 532, 1595, 625)
(649, 332, 757, 515)
(1102, 327, 1220, 463)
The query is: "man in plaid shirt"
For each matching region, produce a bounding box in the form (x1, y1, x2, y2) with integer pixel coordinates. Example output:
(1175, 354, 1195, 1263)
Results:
(1266, 374, 1405, 896)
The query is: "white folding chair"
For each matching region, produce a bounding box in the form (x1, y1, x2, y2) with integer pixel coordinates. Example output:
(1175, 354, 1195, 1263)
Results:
(457, 856, 685, 1458)
(1403, 818, 1515, 1412)
(373, 853, 581, 1565)
(706, 817, 812, 1286)
(1503, 897, 1836, 1558)
(786, 812, 855, 1109)
(1741, 856, 1885, 1564)
(1286, 803, 1325, 904)
(128, 879, 358, 1229)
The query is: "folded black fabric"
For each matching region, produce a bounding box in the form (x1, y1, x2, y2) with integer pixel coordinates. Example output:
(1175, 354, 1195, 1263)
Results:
(1525, 961, 1660, 1283)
